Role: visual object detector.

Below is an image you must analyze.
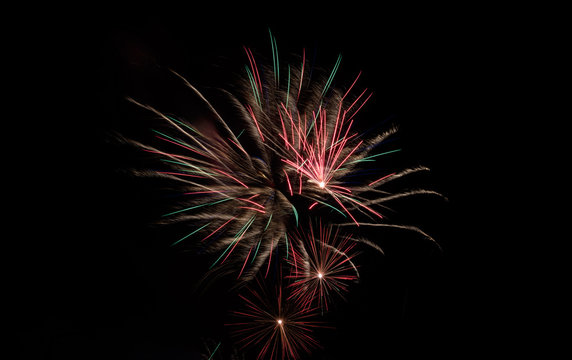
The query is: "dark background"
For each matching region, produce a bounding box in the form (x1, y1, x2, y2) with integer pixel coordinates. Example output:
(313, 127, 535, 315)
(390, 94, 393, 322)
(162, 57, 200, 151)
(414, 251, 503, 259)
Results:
(13, 4, 534, 359)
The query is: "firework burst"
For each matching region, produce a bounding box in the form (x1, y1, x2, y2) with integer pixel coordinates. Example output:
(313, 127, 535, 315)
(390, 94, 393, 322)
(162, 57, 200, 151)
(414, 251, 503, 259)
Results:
(227, 276, 325, 360)
(286, 220, 360, 312)
(125, 36, 439, 281)
(121, 29, 444, 359)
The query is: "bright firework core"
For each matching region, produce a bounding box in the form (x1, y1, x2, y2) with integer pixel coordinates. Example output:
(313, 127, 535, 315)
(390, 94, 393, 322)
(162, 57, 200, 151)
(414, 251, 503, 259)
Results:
(317, 272, 323, 279)
(318, 181, 326, 189)
(277, 319, 283, 325)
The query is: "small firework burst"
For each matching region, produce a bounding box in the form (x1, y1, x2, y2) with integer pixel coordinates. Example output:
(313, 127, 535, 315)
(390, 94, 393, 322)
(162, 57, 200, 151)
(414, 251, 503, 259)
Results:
(286, 221, 360, 311)
(226, 275, 325, 360)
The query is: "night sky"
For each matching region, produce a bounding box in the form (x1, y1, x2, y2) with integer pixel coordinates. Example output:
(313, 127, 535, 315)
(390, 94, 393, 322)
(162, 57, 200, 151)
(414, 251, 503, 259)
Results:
(13, 5, 532, 359)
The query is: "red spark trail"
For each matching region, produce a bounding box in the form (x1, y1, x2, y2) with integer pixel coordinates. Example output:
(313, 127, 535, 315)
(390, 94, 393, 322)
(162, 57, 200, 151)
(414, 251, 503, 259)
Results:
(212, 169, 249, 189)
(201, 216, 236, 242)
(369, 172, 396, 186)
(244, 46, 263, 97)
(246, 104, 265, 142)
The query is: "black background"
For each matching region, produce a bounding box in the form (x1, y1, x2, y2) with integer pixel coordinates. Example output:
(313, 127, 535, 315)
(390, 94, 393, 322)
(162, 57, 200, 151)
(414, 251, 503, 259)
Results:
(13, 4, 537, 359)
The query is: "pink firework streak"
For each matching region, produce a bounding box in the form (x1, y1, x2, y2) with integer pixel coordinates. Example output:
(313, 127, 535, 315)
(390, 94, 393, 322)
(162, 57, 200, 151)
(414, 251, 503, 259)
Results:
(287, 221, 360, 311)
(227, 279, 326, 360)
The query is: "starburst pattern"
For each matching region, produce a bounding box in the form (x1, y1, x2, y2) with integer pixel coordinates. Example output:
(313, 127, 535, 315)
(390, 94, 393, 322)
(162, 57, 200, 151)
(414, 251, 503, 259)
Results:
(123, 30, 443, 359)
(286, 221, 360, 311)
(227, 277, 324, 360)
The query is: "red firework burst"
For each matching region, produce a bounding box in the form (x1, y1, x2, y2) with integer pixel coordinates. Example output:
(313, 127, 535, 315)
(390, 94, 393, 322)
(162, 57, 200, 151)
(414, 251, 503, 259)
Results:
(287, 221, 360, 311)
(227, 278, 325, 360)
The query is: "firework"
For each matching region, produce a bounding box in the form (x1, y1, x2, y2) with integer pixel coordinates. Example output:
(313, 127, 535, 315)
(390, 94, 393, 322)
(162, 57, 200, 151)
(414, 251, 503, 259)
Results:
(125, 37, 439, 280)
(286, 220, 360, 312)
(122, 29, 443, 359)
(227, 276, 325, 360)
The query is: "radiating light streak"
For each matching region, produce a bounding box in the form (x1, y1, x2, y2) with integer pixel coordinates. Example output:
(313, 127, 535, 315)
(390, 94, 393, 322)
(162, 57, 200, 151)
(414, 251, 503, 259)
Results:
(368, 172, 396, 187)
(227, 136, 249, 156)
(238, 246, 253, 279)
(346, 149, 402, 165)
(269, 28, 279, 86)
(251, 239, 262, 265)
(290, 204, 298, 226)
(245, 104, 264, 142)
(321, 53, 342, 96)
(239, 206, 266, 214)
(283, 169, 293, 196)
(201, 216, 237, 242)
(152, 130, 205, 156)
(297, 48, 305, 102)
(244, 46, 263, 107)
(264, 213, 273, 231)
(206, 341, 222, 360)
(245, 65, 262, 107)
(338, 193, 384, 220)
(212, 169, 249, 189)
(237, 196, 265, 209)
(162, 197, 234, 217)
(171, 222, 211, 247)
